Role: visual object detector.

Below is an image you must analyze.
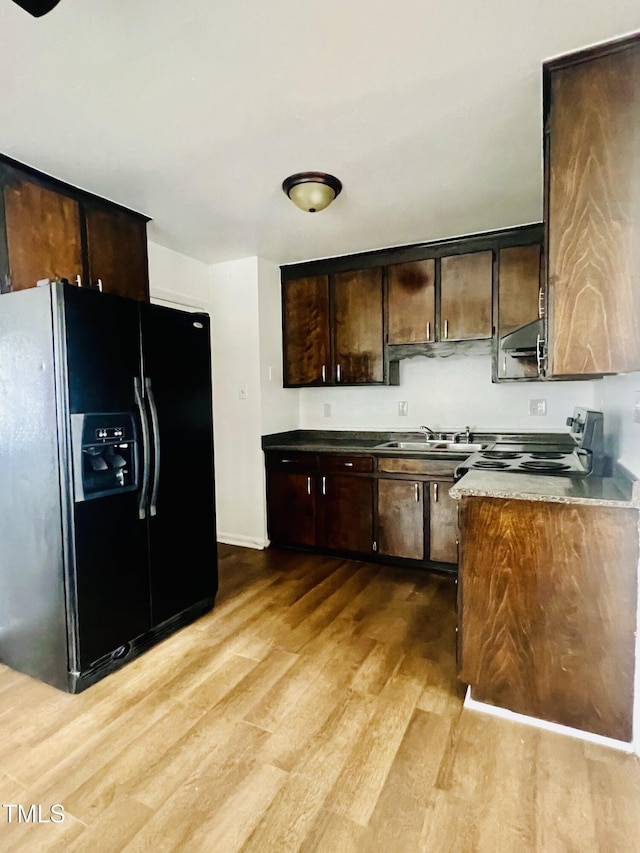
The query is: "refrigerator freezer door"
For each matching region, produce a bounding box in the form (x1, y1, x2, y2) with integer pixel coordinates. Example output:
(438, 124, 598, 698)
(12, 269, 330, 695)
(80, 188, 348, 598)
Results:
(63, 286, 152, 669)
(140, 303, 218, 626)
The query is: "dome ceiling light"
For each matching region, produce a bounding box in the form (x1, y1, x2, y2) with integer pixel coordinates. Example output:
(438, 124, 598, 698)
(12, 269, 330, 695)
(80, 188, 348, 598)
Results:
(282, 172, 342, 213)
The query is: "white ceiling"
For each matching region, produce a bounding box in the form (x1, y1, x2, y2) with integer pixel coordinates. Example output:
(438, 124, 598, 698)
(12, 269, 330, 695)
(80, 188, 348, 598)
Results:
(1, 1, 639, 267)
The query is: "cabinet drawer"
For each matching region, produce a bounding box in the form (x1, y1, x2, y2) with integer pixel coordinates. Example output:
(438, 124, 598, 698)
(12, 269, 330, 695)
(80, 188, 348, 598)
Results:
(319, 454, 373, 473)
(266, 451, 317, 472)
(377, 457, 457, 477)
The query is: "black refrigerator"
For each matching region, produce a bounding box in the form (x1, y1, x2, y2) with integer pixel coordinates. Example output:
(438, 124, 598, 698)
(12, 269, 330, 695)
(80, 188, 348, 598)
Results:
(0, 283, 218, 692)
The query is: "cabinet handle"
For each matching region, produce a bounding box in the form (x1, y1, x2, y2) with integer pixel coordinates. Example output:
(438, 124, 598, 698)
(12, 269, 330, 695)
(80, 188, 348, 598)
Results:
(75, 274, 82, 288)
(433, 482, 439, 502)
(321, 475, 326, 495)
(502, 354, 507, 376)
(281, 458, 294, 463)
(538, 286, 544, 319)
(536, 333, 546, 375)
(336, 364, 342, 383)
(414, 483, 420, 502)
(443, 320, 449, 340)
(426, 321, 431, 341)
(97, 278, 103, 292)
(307, 476, 312, 495)
(344, 462, 354, 468)
(321, 364, 326, 383)
(373, 540, 377, 552)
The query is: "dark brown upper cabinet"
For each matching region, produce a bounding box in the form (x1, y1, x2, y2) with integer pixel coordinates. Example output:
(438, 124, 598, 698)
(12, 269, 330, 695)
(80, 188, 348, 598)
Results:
(544, 34, 640, 376)
(282, 267, 394, 387)
(84, 203, 150, 302)
(387, 259, 435, 344)
(0, 155, 151, 302)
(282, 275, 331, 386)
(3, 177, 83, 291)
(440, 251, 493, 341)
(332, 267, 384, 384)
(494, 244, 542, 381)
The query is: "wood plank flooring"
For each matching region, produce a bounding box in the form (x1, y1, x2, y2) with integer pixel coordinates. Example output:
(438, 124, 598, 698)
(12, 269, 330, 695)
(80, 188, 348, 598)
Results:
(1, 543, 639, 852)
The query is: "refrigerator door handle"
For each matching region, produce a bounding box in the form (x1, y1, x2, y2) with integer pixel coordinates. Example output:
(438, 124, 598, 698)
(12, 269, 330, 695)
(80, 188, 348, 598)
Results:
(134, 376, 151, 519)
(145, 377, 161, 517)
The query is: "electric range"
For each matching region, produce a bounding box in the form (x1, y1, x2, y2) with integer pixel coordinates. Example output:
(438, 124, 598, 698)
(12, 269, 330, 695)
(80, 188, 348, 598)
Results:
(455, 408, 608, 480)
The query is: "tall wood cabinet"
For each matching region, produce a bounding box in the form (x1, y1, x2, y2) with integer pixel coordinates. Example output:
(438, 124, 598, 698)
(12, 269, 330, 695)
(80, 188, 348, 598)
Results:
(544, 34, 640, 376)
(0, 155, 150, 302)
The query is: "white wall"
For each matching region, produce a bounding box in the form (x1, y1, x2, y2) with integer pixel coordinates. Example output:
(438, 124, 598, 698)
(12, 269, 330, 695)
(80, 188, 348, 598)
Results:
(300, 355, 599, 432)
(208, 257, 268, 548)
(148, 241, 210, 308)
(597, 372, 640, 477)
(257, 257, 300, 435)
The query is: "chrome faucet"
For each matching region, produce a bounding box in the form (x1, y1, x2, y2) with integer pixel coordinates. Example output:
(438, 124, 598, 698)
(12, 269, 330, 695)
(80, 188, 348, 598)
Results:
(419, 425, 437, 440)
(453, 426, 471, 443)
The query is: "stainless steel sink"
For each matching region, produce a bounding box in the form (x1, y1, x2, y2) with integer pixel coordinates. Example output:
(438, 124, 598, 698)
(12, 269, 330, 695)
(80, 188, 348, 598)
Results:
(374, 440, 486, 452)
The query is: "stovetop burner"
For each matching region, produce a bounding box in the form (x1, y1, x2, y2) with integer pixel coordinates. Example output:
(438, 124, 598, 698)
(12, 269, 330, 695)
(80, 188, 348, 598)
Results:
(519, 460, 572, 471)
(481, 451, 523, 460)
(472, 460, 511, 469)
(529, 451, 570, 460)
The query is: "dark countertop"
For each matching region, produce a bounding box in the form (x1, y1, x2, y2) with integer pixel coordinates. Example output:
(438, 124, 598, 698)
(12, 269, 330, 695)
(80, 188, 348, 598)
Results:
(261, 429, 574, 461)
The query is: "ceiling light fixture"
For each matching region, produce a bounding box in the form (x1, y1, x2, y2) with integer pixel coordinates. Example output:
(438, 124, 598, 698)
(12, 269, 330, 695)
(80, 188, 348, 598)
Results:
(282, 172, 342, 213)
(10, 0, 62, 16)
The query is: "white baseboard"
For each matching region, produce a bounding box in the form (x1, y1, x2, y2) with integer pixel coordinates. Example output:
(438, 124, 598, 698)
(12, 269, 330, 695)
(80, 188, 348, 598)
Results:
(464, 687, 634, 753)
(217, 533, 268, 550)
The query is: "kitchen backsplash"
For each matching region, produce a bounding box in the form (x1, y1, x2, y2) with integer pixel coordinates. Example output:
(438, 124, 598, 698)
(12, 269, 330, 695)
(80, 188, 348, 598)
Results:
(299, 354, 599, 432)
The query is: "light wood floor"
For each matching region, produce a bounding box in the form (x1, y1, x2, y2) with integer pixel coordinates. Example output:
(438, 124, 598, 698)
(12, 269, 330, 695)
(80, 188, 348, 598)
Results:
(1, 544, 639, 852)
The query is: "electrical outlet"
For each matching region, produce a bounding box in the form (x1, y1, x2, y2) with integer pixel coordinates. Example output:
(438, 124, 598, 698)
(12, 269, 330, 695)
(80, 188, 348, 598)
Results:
(398, 401, 409, 417)
(528, 398, 546, 416)
(323, 403, 332, 418)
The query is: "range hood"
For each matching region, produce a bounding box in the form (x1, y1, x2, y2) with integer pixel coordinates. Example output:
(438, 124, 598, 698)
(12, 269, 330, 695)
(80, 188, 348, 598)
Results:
(500, 318, 543, 358)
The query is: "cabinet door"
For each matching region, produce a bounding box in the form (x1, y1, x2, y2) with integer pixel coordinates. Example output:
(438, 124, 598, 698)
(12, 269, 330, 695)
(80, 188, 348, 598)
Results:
(282, 275, 331, 386)
(459, 497, 637, 741)
(440, 251, 493, 341)
(378, 479, 424, 560)
(318, 474, 373, 552)
(547, 41, 640, 375)
(496, 245, 541, 380)
(266, 470, 316, 547)
(387, 259, 435, 344)
(85, 204, 150, 302)
(429, 480, 459, 564)
(4, 177, 83, 290)
(333, 267, 384, 383)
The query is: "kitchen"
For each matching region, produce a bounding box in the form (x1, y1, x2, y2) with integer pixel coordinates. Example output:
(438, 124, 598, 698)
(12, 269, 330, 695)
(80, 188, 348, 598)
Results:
(1, 1, 640, 851)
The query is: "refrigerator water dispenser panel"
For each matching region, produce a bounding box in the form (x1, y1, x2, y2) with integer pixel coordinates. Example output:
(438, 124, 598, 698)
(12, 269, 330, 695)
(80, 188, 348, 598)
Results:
(71, 413, 139, 502)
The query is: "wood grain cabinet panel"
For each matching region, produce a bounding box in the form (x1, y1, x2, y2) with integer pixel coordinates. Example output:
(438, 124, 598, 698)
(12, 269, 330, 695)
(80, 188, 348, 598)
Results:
(84, 204, 149, 301)
(495, 244, 541, 380)
(282, 275, 331, 386)
(428, 481, 459, 564)
(333, 267, 384, 383)
(378, 479, 424, 560)
(440, 251, 493, 341)
(546, 38, 640, 375)
(387, 259, 435, 344)
(458, 496, 638, 741)
(4, 178, 82, 291)
(266, 469, 316, 547)
(317, 473, 374, 553)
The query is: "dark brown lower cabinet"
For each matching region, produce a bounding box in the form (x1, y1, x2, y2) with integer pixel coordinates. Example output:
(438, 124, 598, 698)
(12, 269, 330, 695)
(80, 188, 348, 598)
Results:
(458, 496, 639, 741)
(378, 479, 424, 560)
(317, 474, 374, 553)
(428, 480, 459, 563)
(266, 469, 316, 547)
